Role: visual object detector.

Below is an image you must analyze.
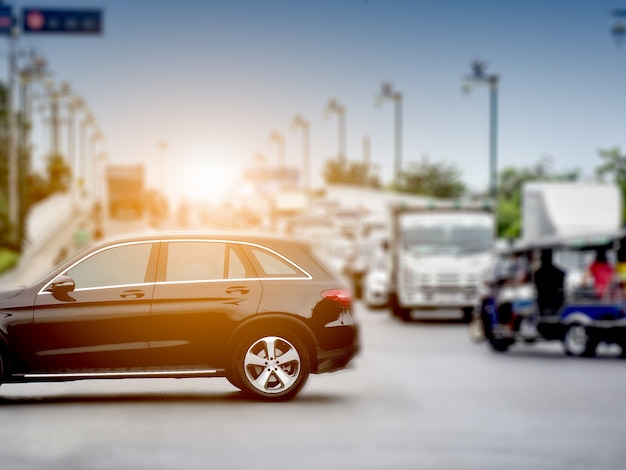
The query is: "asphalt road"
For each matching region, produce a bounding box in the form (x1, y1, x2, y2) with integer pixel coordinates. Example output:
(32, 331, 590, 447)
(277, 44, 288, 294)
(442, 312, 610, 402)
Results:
(1, 213, 625, 469)
(1, 303, 625, 470)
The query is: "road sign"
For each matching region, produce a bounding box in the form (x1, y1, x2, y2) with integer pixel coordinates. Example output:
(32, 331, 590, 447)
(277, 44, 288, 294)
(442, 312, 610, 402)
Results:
(22, 8, 102, 34)
(0, 6, 14, 35)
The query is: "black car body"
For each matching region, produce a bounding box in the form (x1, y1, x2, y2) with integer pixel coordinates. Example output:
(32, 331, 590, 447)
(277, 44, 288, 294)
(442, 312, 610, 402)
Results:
(0, 232, 359, 400)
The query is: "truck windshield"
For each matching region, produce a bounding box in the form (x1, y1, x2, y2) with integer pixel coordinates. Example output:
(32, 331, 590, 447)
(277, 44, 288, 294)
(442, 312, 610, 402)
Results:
(402, 225, 493, 255)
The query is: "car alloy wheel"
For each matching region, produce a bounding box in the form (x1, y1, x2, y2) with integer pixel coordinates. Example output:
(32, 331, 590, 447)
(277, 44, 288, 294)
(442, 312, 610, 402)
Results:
(233, 331, 311, 401)
(563, 323, 596, 357)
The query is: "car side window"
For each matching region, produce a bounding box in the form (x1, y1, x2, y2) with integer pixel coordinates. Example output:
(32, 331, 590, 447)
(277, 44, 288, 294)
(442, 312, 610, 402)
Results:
(245, 246, 307, 278)
(67, 243, 153, 289)
(166, 242, 227, 282)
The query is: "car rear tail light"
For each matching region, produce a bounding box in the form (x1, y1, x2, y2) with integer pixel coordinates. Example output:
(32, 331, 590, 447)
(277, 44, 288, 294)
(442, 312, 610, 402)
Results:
(322, 289, 352, 308)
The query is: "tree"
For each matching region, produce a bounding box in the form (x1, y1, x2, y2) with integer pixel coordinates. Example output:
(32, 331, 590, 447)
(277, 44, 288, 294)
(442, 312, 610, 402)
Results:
(45, 153, 72, 194)
(322, 158, 380, 188)
(0, 77, 71, 249)
(496, 156, 579, 238)
(393, 157, 466, 198)
(596, 147, 626, 222)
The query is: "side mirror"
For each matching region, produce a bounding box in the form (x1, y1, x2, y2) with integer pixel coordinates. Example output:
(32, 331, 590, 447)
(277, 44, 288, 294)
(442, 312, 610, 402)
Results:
(47, 275, 76, 302)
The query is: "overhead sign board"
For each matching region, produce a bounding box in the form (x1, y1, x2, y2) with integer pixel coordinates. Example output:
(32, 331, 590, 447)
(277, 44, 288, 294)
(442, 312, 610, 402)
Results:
(0, 6, 14, 35)
(22, 8, 102, 34)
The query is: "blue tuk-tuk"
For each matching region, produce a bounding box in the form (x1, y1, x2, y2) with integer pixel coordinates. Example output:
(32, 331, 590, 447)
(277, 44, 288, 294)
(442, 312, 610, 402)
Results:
(473, 230, 626, 357)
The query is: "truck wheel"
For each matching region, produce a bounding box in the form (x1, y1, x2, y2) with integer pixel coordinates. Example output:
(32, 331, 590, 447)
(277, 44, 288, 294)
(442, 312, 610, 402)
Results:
(461, 307, 473, 323)
(231, 329, 310, 401)
(563, 323, 597, 357)
(390, 294, 411, 322)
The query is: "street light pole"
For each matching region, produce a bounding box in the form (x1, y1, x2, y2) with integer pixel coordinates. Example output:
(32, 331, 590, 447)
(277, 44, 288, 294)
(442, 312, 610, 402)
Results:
(269, 130, 285, 169)
(324, 98, 346, 164)
(376, 83, 403, 183)
(462, 60, 500, 201)
(7, 25, 18, 244)
(291, 114, 310, 191)
(90, 128, 103, 197)
(80, 111, 93, 195)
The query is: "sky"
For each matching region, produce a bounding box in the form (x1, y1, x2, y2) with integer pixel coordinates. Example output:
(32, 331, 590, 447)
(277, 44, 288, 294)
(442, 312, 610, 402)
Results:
(4, 0, 626, 203)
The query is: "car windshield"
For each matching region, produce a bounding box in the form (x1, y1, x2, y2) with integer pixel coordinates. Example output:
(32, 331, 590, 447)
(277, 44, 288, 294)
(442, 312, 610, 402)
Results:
(402, 225, 494, 255)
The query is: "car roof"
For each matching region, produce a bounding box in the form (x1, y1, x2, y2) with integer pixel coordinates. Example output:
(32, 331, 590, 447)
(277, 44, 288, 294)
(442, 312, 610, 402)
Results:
(92, 230, 307, 248)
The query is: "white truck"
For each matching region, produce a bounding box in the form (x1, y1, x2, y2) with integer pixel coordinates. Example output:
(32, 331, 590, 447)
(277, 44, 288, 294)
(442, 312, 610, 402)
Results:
(106, 164, 145, 219)
(389, 199, 496, 321)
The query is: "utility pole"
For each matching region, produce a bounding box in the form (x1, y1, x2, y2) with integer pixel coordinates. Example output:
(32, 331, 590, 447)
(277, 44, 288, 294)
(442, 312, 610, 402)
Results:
(363, 135, 371, 167)
(270, 130, 285, 169)
(324, 98, 346, 164)
(376, 83, 403, 184)
(462, 60, 500, 201)
(291, 114, 310, 191)
(7, 24, 18, 244)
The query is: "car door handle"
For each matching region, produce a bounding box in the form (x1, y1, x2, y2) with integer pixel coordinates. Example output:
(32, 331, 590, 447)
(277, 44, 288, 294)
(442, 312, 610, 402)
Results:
(120, 289, 145, 299)
(225, 286, 249, 295)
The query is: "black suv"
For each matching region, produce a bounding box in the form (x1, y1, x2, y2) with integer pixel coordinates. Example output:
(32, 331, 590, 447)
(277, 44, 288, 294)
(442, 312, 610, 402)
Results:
(0, 232, 359, 401)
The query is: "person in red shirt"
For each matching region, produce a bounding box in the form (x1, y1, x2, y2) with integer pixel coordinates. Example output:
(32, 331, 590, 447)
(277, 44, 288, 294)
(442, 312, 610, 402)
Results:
(586, 248, 614, 298)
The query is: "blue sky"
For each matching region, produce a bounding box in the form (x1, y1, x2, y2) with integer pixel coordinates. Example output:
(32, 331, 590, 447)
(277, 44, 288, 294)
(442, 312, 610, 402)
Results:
(5, 0, 626, 201)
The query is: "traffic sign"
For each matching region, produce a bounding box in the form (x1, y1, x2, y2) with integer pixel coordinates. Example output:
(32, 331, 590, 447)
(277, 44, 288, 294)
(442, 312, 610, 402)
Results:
(0, 6, 14, 35)
(22, 8, 102, 34)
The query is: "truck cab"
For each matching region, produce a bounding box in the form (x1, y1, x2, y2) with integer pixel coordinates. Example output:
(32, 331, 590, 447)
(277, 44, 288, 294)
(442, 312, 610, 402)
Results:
(389, 199, 495, 322)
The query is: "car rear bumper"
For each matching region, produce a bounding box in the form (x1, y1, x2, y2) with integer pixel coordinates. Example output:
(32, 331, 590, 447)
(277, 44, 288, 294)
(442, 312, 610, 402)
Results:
(314, 341, 360, 374)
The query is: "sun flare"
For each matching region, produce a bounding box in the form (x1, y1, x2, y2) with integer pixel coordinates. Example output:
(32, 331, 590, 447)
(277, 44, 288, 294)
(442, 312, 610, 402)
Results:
(171, 144, 241, 204)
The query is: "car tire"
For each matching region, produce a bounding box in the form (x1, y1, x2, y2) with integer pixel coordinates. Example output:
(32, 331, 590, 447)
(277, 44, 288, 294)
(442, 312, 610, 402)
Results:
(390, 294, 411, 322)
(231, 329, 311, 401)
(563, 323, 597, 357)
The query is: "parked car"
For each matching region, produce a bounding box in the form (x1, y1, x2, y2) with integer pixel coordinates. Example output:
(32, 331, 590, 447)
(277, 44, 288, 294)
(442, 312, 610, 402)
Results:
(362, 240, 391, 308)
(0, 232, 360, 401)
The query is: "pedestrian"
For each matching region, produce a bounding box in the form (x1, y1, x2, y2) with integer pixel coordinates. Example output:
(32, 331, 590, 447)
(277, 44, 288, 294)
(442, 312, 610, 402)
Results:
(533, 248, 565, 316)
(584, 247, 614, 299)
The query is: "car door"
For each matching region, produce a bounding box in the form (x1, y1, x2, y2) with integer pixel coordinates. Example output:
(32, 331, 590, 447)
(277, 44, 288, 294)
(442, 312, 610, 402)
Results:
(29, 241, 158, 372)
(149, 240, 262, 368)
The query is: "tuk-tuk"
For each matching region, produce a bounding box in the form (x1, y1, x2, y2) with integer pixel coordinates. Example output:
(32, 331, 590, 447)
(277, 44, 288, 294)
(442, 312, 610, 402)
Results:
(471, 230, 626, 357)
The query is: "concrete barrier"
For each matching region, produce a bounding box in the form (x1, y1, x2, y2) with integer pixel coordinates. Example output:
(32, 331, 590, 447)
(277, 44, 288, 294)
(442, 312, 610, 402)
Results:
(21, 192, 91, 264)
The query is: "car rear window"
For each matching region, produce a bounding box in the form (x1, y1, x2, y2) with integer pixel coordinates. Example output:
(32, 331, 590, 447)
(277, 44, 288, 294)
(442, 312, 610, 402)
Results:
(244, 246, 309, 278)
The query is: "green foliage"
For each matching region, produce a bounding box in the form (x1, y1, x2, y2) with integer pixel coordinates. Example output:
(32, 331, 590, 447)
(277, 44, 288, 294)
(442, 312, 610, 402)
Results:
(496, 156, 579, 238)
(0, 247, 19, 274)
(596, 147, 626, 223)
(45, 154, 72, 194)
(496, 196, 521, 239)
(0, 77, 72, 248)
(322, 158, 381, 187)
(393, 156, 466, 198)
